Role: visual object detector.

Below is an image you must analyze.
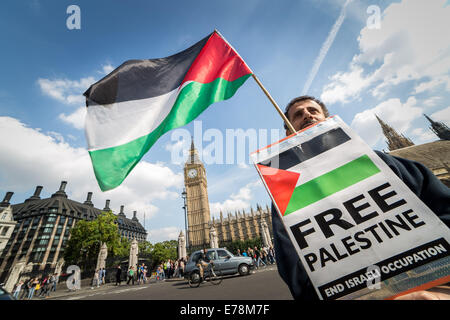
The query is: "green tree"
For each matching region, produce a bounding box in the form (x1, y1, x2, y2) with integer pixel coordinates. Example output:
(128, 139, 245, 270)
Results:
(139, 240, 153, 257)
(64, 211, 122, 270)
(149, 240, 177, 269)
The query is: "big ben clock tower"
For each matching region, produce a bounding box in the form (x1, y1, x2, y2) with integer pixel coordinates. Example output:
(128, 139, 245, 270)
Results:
(184, 139, 211, 249)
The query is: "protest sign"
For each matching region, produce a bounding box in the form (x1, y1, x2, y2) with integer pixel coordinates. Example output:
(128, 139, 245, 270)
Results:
(251, 116, 450, 300)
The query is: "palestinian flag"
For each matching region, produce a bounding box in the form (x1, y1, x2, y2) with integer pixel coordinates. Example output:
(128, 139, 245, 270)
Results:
(84, 31, 252, 191)
(256, 127, 381, 216)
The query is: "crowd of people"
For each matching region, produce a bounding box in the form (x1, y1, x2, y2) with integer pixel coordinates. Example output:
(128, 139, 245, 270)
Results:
(155, 258, 187, 281)
(11, 273, 59, 300)
(91, 267, 107, 288)
(235, 245, 276, 269)
(8, 246, 275, 299)
(121, 263, 149, 285)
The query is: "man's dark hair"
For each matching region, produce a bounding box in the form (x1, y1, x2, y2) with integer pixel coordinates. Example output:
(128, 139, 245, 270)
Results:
(283, 95, 329, 130)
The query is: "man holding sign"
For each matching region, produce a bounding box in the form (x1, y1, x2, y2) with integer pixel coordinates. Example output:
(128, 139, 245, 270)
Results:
(268, 95, 450, 300)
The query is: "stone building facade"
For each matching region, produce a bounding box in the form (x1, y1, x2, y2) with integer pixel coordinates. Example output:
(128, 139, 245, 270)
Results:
(0, 193, 17, 257)
(0, 181, 147, 284)
(376, 114, 450, 187)
(210, 205, 272, 246)
(184, 140, 273, 250)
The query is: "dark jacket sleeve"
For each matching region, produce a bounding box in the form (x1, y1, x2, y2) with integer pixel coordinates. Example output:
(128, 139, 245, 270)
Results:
(271, 151, 450, 300)
(272, 202, 319, 300)
(374, 151, 450, 227)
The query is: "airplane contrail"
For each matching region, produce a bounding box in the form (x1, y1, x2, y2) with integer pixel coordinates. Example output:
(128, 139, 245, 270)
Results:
(302, 0, 353, 94)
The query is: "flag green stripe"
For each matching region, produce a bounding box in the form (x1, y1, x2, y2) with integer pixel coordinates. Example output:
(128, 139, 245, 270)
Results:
(284, 155, 380, 216)
(89, 73, 251, 191)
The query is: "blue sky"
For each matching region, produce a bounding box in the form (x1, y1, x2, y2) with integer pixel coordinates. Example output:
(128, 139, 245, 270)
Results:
(1, 0, 449, 243)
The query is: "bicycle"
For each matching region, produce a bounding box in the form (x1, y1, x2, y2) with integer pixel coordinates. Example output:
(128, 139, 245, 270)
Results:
(188, 261, 222, 288)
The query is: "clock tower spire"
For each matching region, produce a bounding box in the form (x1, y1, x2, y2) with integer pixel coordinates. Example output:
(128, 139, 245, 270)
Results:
(184, 138, 211, 249)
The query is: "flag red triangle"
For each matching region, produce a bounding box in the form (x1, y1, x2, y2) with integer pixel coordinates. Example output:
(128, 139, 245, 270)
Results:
(257, 164, 300, 215)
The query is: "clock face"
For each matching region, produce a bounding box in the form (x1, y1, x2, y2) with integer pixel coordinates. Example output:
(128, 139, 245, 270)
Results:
(188, 168, 198, 178)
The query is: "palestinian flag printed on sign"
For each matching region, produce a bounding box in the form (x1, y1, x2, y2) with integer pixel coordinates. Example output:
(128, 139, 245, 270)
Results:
(252, 116, 450, 300)
(256, 125, 380, 216)
(84, 31, 252, 191)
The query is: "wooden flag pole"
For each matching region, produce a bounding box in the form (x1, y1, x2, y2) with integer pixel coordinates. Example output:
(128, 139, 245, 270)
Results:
(251, 74, 297, 135)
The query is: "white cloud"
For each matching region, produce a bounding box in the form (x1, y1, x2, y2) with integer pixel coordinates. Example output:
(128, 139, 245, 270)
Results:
(0, 116, 183, 223)
(414, 76, 450, 94)
(209, 180, 262, 217)
(58, 106, 86, 130)
(431, 106, 450, 124)
(321, 0, 450, 104)
(410, 128, 436, 144)
(37, 77, 94, 105)
(147, 226, 180, 243)
(351, 97, 422, 147)
(302, 0, 353, 94)
(423, 97, 442, 108)
(38, 63, 116, 107)
(101, 64, 115, 75)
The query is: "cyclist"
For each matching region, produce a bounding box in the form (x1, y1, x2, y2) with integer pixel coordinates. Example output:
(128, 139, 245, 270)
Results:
(195, 248, 211, 281)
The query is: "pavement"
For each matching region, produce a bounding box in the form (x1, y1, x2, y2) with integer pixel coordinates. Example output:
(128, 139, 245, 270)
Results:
(29, 264, 280, 300)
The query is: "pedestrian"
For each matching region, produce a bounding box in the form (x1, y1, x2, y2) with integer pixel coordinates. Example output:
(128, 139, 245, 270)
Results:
(42, 274, 51, 298)
(248, 248, 257, 269)
(165, 260, 170, 279)
(91, 269, 99, 289)
(161, 263, 166, 281)
(50, 273, 57, 292)
(37, 276, 47, 297)
(137, 265, 141, 284)
(127, 266, 135, 285)
(156, 265, 161, 281)
(173, 260, 179, 278)
(20, 278, 32, 300)
(143, 266, 148, 284)
(12, 280, 23, 299)
(98, 268, 103, 285)
(267, 245, 275, 264)
(115, 265, 122, 286)
(140, 264, 146, 284)
(102, 268, 106, 285)
(179, 258, 185, 278)
(236, 249, 241, 256)
(27, 278, 38, 300)
(261, 247, 269, 265)
(255, 246, 267, 268)
(137, 264, 142, 284)
(163, 261, 169, 279)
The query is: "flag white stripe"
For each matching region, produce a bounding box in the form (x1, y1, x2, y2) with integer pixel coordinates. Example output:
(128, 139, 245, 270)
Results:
(85, 79, 197, 151)
(84, 88, 178, 151)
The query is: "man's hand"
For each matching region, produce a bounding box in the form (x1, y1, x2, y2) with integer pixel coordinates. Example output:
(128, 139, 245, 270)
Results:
(394, 287, 450, 300)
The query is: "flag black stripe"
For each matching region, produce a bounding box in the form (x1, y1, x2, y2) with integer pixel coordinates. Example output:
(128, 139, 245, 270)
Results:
(258, 128, 351, 170)
(83, 33, 211, 106)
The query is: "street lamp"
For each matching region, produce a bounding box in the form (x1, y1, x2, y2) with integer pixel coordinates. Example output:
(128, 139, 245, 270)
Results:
(181, 188, 188, 249)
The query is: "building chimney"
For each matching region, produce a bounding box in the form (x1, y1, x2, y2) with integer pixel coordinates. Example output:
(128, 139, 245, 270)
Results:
(103, 199, 111, 211)
(119, 205, 125, 216)
(132, 210, 139, 221)
(59, 181, 67, 191)
(51, 181, 68, 198)
(25, 186, 43, 202)
(0, 191, 13, 207)
(84, 192, 93, 207)
(33, 186, 43, 197)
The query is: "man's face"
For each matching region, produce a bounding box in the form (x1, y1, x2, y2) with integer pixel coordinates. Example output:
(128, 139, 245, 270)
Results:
(286, 99, 326, 135)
